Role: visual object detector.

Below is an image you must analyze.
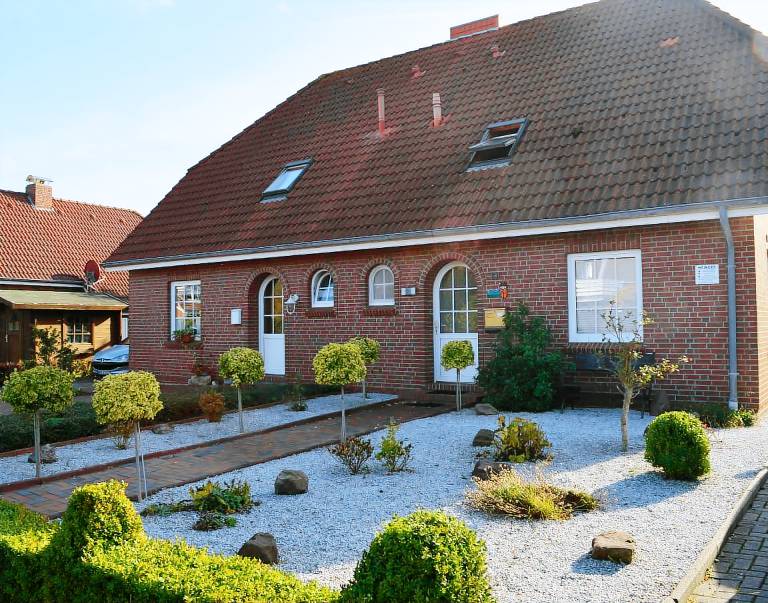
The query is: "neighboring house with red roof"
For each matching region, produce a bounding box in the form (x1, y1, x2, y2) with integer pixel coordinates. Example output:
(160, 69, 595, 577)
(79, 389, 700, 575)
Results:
(0, 177, 142, 365)
(106, 0, 768, 411)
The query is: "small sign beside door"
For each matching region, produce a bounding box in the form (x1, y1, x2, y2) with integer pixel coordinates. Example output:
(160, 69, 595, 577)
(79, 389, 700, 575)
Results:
(695, 264, 720, 285)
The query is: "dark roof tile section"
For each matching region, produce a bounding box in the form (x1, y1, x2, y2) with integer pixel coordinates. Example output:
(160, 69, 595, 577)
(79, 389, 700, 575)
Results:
(0, 190, 142, 298)
(110, 0, 768, 264)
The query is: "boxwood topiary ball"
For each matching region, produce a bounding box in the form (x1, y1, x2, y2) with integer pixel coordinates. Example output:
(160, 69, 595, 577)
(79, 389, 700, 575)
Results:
(644, 411, 711, 480)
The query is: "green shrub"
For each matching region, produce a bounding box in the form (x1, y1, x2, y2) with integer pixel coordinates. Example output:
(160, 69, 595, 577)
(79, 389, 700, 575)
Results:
(466, 468, 598, 520)
(313, 343, 367, 388)
(92, 371, 163, 426)
(493, 416, 552, 462)
(0, 400, 100, 453)
(375, 420, 412, 473)
(477, 302, 568, 412)
(736, 408, 757, 427)
(190, 480, 254, 514)
(192, 512, 237, 531)
(645, 411, 711, 480)
(340, 509, 494, 603)
(329, 436, 374, 474)
(0, 486, 337, 603)
(692, 403, 756, 428)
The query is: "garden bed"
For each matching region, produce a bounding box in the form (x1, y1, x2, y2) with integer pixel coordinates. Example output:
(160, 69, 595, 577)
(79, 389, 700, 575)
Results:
(0, 392, 395, 485)
(137, 408, 767, 603)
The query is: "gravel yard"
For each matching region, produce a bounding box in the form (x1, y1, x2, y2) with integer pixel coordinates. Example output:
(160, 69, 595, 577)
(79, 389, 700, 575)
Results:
(0, 392, 394, 485)
(138, 408, 768, 603)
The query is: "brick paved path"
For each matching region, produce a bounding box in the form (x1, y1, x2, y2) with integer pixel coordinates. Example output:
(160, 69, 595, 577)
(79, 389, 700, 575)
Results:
(692, 483, 768, 602)
(0, 400, 448, 518)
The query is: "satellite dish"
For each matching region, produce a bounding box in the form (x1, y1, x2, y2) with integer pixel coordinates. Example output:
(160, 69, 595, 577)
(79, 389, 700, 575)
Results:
(84, 259, 101, 291)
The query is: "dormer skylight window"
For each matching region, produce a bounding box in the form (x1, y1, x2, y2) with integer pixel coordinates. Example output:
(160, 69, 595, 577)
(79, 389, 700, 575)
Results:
(467, 118, 528, 170)
(261, 159, 312, 202)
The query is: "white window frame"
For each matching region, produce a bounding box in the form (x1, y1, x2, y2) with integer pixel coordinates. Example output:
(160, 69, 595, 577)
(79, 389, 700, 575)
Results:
(311, 270, 334, 308)
(567, 250, 643, 343)
(170, 280, 202, 339)
(368, 265, 395, 306)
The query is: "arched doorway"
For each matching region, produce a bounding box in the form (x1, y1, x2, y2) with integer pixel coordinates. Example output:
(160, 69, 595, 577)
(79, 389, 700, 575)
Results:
(258, 276, 285, 375)
(433, 262, 479, 382)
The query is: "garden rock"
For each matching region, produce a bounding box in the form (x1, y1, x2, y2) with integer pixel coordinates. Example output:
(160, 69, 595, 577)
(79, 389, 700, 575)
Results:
(151, 423, 174, 435)
(275, 469, 308, 495)
(472, 459, 513, 480)
(238, 532, 279, 564)
(188, 375, 212, 387)
(27, 444, 57, 464)
(591, 531, 636, 564)
(472, 429, 495, 447)
(474, 403, 499, 416)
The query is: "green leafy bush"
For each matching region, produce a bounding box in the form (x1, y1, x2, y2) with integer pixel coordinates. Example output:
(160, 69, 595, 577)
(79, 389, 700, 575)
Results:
(493, 416, 552, 462)
(692, 404, 756, 428)
(0, 400, 100, 453)
(313, 342, 367, 387)
(340, 509, 494, 603)
(92, 371, 163, 426)
(2, 365, 74, 415)
(375, 420, 412, 473)
(192, 512, 237, 531)
(190, 480, 254, 514)
(0, 486, 337, 603)
(645, 411, 711, 480)
(477, 303, 568, 412)
(329, 436, 374, 474)
(218, 347, 265, 387)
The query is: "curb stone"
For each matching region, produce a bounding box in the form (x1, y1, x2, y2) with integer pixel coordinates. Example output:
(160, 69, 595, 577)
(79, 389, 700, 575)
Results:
(660, 465, 768, 603)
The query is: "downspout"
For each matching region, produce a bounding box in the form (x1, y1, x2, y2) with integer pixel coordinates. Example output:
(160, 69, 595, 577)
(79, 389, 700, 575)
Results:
(718, 206, 739, 410)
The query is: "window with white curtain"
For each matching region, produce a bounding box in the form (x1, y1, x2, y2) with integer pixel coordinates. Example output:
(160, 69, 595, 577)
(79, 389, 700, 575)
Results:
(311, 270, 334, 308)
(368, 265, 394, 306)
(170, 280, 202, 338)
(567, 250, 642, 342)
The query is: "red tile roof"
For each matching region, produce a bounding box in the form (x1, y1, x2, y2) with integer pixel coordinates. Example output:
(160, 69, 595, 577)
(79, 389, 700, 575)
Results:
(109, 0, 768, 265)
(0, 189, 142, 298)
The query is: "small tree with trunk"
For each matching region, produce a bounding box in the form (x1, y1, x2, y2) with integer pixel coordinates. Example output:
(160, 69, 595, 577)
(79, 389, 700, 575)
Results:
(441, 340, 475, 412)
(2, 366, 74, 478)
(602, 302, 687, 452)
(218, 347, 265, 433)
(313, 342, 366, 441)
(92, 371, 163, 501)
(348, 337, 380, 399)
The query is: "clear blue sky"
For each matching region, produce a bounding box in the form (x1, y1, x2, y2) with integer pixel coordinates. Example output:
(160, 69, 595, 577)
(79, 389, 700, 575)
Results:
(1, 0, 766, 216)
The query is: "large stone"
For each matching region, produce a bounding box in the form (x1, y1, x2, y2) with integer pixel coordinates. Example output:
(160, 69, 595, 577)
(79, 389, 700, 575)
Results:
(238, 532, 279, 564)
(472, 429, 495, 447)
(591, 531, 636, 564)
(474, 403, 499, 416)
(151, 423, 174, 435)
(27, 444, 57, 464)
(472, 459, 513, 480)
(275, 469, 308, 495)
(188, 375, 212, 387)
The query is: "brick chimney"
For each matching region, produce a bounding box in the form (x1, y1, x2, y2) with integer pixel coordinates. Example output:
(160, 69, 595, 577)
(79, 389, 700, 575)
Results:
(450, 15, 499, 40)
(25, 176, 53, 210)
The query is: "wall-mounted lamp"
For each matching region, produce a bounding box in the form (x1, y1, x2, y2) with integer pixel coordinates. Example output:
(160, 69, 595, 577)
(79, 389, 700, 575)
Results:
(285, 293, 299, 315)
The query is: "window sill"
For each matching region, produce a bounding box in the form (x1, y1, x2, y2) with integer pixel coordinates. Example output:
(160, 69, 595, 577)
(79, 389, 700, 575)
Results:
(306, 308, 336, 318)
(363, 306, 397, 317)
(164, 340, 203, 350)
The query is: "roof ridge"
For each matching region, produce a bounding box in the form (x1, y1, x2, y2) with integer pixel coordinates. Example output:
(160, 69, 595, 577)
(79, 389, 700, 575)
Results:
(0, 188, 142, 218)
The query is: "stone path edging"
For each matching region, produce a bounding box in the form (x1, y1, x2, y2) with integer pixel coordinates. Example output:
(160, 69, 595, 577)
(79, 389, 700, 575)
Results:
(660, 465, 768, 603)
(0, 397, 397, 494)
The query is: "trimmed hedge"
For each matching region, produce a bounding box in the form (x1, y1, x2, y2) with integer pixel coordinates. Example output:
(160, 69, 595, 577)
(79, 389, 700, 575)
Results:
(0, 400, 101, 453)
(0, 483, 337, 603)
(645, 411, 711, 480)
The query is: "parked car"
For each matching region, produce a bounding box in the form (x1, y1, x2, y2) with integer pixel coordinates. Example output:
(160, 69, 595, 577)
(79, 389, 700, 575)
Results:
(92, 340, 129, 377)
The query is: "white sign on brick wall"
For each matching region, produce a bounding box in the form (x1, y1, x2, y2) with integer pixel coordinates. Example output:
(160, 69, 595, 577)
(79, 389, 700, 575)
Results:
(695, 264, 720, 285)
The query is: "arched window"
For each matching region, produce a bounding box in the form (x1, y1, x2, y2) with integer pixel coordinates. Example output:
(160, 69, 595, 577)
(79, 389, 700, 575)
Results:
(311, 270, 334, 307)
(369, 265, 395, 306)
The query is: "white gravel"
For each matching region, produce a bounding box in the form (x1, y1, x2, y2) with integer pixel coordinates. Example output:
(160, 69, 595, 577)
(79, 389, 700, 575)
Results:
(0, 392, 394, 485)
(136, 408, 768, 603)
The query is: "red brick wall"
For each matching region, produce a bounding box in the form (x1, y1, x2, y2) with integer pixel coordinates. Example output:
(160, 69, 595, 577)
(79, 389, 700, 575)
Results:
(127, 217, 764, 410)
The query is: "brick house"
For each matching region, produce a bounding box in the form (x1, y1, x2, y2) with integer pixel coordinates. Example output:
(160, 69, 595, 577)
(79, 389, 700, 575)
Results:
(106, 0, 768, 411)
(0, 178, 142, 365)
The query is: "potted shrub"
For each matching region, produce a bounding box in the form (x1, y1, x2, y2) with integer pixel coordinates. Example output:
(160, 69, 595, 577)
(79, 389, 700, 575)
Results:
(218, 347, 265, 433)
(173, 327, 196, 345)
(313, 342, 366, 440)
(2, 365, 74, 478)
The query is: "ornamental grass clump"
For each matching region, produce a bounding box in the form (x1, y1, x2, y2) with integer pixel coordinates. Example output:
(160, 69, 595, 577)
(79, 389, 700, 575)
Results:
(375, 420, 412, 473)
(1, 365, 74, 478)
(441, 340, 475, 411)
(493, 416, 552, 463)
(466, 468, 598, 520)
(645, 411, 711, 480)
(347, 336, 380, 398)
(92, 371, 162, 500)
(313, 342, 366, 440)
(329, 436, 374, 474)
(340, 510, 494, 603)
(218, 347, 265, 433)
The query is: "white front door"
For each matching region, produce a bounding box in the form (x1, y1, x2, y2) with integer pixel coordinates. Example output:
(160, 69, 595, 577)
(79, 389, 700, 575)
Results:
(433, 262, 479, 382)
(259, 276, 285, 375)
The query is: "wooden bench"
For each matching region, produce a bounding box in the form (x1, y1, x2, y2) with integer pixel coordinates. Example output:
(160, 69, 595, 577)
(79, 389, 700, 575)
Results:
(559, 351, 656, 416)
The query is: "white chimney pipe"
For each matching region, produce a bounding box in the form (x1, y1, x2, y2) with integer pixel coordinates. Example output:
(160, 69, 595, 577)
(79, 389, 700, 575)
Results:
(432, 93, 443, 127)
(377, 88, 386, 135)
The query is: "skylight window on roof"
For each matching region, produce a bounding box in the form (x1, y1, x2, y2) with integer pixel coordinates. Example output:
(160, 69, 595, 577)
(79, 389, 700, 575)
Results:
(467, 118, 528, 170)
(261, 159, 312, 202)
